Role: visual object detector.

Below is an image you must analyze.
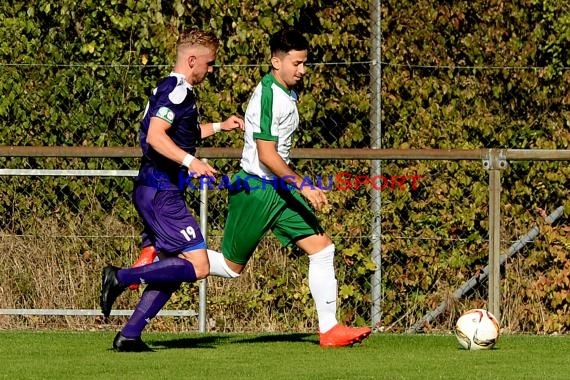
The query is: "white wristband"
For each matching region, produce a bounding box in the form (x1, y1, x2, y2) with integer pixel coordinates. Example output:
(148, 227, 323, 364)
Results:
(182, 153, 195, 168)
(212, 122, 222, 133)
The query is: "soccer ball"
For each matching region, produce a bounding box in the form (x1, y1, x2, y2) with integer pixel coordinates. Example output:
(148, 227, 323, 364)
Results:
(455, 309, 500, 350)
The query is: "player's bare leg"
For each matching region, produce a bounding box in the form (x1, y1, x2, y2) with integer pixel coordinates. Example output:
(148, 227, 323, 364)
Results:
(297, 234, 372, 347)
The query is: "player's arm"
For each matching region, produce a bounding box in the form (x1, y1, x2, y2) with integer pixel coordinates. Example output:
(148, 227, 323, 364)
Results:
(147, 117, 216, 178)
(200, 115, 245, 139)
(257, 139, 328, 211)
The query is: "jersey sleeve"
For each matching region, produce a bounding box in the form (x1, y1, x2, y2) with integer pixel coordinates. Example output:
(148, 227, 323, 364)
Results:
(253, 79, 279, 142)
(148, 77, 186, 125)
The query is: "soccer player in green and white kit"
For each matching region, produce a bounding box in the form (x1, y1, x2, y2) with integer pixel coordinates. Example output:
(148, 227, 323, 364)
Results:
(207, 28, 371, 347)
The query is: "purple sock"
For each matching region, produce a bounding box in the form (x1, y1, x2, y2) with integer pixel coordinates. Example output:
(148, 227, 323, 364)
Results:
(121, 283, 180, 339)
(116, 257, 197, 285)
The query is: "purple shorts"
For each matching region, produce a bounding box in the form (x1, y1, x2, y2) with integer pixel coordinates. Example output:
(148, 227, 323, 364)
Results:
(133, 185, 205, 254)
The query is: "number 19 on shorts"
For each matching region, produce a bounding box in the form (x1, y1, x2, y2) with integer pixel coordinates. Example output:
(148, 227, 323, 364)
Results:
(180, 226, 196, 241)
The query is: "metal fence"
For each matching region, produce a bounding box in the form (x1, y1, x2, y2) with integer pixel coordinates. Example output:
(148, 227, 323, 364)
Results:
(1, 147, 568, 333)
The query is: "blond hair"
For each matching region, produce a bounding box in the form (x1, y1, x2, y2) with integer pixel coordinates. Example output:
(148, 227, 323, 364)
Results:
(177, 28, 219, 52)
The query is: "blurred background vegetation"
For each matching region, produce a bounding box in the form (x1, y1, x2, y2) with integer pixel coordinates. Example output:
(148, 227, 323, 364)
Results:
(0, 0, 568, 333)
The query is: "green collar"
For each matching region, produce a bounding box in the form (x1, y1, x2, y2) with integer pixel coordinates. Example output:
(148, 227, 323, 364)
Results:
(265, 73, 291, 95)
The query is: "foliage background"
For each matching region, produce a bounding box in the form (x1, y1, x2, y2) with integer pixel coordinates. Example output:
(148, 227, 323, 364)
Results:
(0, 0, 568, 333)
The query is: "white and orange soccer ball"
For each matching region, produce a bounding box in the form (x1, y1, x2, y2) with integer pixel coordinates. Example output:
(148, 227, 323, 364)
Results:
(455, 309, 500, 350)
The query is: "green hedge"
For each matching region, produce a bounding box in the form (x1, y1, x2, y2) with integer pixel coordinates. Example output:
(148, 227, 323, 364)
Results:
(0, 0, 568, 333)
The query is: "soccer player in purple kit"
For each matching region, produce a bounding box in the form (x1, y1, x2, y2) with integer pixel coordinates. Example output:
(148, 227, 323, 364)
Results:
(99, 28, 244, 352)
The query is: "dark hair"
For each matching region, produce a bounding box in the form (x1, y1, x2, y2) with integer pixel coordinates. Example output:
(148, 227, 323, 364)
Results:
(269, 28, 309, 56)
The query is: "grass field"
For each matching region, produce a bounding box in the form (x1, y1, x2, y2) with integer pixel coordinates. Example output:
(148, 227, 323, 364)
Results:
(0, 331, 568, 379)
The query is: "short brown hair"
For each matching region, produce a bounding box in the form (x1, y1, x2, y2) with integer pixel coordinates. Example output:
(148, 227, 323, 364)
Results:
(177, 28, 219, 51)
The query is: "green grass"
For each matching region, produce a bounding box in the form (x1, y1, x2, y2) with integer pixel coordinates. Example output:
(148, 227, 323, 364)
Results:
(0, 331, 569, 379)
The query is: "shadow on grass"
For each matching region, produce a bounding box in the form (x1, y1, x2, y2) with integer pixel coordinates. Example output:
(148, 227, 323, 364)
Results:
(151, 334, 232, 349)
(234, 333, 315, 345)
(151, 333, 316, 349)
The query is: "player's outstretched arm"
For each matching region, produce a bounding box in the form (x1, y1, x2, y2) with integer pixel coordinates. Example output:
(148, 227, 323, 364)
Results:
(200, 115, 244, 138)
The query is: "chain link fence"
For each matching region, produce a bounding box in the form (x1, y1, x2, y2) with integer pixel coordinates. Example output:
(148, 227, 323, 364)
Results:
(1, 58, 569, 332)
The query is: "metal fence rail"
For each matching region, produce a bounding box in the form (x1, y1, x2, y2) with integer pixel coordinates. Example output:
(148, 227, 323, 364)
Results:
(0, 309, 196, 317)
(3, 146, 570, 160)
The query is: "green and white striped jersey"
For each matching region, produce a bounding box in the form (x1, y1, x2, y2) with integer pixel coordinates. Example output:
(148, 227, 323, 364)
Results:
(240, 73, 299, 179)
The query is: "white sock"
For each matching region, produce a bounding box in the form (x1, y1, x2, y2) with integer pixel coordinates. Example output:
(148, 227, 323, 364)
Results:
(308, 244, 338, 333)
(207, 249, 240, 278)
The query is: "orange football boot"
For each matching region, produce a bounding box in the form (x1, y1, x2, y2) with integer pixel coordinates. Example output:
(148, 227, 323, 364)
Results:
(128, 246, 157, 290)
(319, 324, 372, 347)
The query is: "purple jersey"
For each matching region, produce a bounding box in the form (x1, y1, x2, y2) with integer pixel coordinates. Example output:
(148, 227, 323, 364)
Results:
(133, 72, 206, 254)
(137, 73, 201, 190)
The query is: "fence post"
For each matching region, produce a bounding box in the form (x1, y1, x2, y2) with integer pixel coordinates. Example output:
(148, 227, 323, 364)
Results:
(483, 149, 507, 321)
(198, 158, 209, 333)
(370, 0, 383, 330)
